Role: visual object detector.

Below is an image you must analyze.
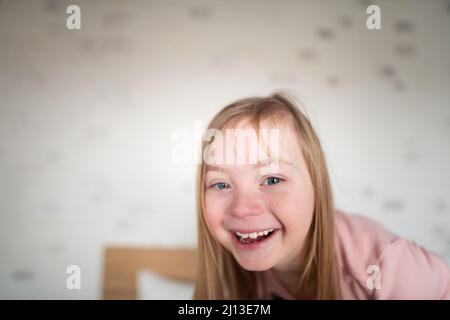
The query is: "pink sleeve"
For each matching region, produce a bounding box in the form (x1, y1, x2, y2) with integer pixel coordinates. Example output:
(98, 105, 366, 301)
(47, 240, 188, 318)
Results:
(374, 238, 450, 300)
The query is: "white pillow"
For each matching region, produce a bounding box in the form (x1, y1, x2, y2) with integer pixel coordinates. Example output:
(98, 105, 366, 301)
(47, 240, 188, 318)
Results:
(137, 270, 195, 300)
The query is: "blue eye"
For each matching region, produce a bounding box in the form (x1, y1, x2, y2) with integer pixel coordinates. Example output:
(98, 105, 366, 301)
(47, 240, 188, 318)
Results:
(212, 182, 231, 190)
(263, 177, 284, 185)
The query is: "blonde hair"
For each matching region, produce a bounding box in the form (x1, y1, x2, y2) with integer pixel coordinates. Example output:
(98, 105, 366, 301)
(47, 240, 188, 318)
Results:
(193, 93, 341, 299)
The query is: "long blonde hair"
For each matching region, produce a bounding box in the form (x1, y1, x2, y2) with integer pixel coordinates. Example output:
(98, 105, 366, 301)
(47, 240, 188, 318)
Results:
(193, 93, 341, 299)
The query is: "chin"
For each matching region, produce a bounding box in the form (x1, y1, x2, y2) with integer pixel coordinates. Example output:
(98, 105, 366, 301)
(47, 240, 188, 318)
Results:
(236, 257, 275, 271)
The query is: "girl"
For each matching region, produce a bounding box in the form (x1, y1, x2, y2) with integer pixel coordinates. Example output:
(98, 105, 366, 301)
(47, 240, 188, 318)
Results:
(193, 93, 450, 299)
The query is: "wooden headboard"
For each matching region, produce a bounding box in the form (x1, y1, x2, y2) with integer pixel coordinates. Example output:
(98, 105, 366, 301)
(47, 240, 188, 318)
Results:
(102, 246, 197, 299)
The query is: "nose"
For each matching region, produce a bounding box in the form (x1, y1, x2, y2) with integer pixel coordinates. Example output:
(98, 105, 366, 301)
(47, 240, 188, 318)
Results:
(229, 188, 263, 218)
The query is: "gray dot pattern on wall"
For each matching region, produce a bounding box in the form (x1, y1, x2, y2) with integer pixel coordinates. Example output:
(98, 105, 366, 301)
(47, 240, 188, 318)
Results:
(12, 270, 35, 282)
(209, 54, 237, 68)
(0, 0, 449, 299)
(327, 76, 340, 88)
(102, 11, 132, 28)
(394, 43, 416, 58)
(432, 226, 450, 241)
(44, 203, 60, 215)
(115, 218, 136, 232)
(298, 48, 318, 61)
(434, 198, 447, 213)
(189, 5, 213, 20)
(269, 72, 298, 85)
(383, 198, 404, 211)
(339, 16, 353, 29)
(317, 27, 336, 41)
(380, 65, 397, 79)
(394, 79, 405, 92)
(180, 180, 193, 193)
(379, 65, 407, 92)
(46, 151, 61, 165)
(359, 0, 373, 8)
(130, 204, 155, 217)
(362, 185, 374, 198)
(84, 126, 110, 140)
(47, 243, 65, 255)
(432, 226, 450, 258)
(404, 149, 420, 163)
(44, 0, 61, 14)
(394, 20, 416, 34)
(90, 180, 114, 205)
(80, 37, 130, 54)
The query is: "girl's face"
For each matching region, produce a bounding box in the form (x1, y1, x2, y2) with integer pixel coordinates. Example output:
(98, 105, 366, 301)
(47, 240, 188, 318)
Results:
(203, 119, 315, 272)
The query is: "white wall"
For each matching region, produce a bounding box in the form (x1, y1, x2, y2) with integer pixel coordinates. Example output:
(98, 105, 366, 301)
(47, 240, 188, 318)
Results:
(0, 0, 449, 299)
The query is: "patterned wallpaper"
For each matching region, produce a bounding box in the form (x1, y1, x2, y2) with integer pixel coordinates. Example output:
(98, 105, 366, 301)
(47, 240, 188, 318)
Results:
(0, 0, 449, 298)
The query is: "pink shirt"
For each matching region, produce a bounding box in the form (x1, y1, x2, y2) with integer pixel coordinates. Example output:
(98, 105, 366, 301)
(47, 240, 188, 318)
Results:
(259, 209, 450, 299)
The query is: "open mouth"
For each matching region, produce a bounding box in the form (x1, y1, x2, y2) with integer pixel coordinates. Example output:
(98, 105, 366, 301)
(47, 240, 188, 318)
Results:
(233, 229, 278, 244)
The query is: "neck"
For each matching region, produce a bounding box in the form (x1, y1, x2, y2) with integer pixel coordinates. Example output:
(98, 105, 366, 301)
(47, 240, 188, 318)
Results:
(270, 243, 307, 294)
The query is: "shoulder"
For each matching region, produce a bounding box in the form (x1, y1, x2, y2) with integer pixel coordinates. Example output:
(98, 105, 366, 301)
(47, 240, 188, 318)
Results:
(334, 209, 397, 274)
(334, 209, 450, 299)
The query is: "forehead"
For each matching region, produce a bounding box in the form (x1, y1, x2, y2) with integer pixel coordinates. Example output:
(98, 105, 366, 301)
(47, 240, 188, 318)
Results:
(205, 118, 304, 170)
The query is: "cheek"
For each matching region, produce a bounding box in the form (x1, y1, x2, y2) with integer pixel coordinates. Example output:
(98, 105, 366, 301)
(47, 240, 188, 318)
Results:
(268, 185, 315, 235)
(204, 193, 228, 235)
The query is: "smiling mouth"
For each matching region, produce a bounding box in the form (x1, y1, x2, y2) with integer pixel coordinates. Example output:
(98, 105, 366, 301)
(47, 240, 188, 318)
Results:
(233, 229, 277, 243)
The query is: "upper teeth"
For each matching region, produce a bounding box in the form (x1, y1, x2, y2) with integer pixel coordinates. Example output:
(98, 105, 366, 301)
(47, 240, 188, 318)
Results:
(235, 229, 274, 239)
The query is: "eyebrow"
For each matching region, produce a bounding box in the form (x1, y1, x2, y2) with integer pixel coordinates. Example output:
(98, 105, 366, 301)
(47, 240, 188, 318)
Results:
(205, 159, 298, 172)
